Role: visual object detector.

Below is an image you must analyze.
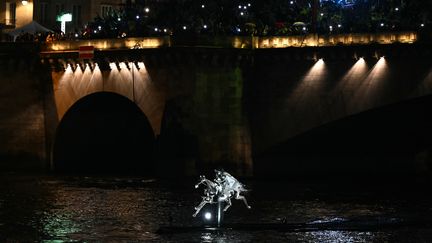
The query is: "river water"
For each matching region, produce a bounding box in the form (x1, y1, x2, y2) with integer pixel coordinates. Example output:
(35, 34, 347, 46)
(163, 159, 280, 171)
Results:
(1, 174, 432, 242)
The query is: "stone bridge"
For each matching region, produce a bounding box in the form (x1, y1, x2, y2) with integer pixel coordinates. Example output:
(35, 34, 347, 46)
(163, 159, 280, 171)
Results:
(1, 40, 431, 178)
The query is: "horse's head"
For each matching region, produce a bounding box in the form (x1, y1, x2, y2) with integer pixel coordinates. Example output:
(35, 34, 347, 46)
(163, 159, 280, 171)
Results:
(195, 175, 207, 188)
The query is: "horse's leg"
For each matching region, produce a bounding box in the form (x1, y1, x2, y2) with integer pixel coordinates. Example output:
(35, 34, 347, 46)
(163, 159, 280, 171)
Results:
(194, 181, 202, 188)
(193, 200, 207, 217)
(235, 191, 251, 209)
(223, 197, 232, 211)
(194, 200, 203, 210)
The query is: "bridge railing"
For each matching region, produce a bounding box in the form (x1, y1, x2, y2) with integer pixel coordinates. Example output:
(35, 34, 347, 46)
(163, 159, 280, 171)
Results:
(42, 36, 171, 52)
(39, 31, 418, 52)
(257, 32, 417, 48)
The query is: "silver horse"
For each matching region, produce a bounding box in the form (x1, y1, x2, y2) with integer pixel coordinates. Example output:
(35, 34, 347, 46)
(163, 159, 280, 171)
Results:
(193, 170, 251, 217)
(214, 169, 251, 212)
(193, 175, 221, 217)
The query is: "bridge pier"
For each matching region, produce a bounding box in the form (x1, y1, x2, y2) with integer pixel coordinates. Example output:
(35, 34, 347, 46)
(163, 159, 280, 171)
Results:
(153, 63, 254, 177)
(0, 50, 48, 171)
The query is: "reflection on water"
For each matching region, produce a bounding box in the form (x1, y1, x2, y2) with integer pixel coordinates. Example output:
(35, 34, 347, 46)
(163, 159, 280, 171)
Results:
(0, 174, 432, 242)
(291, 231, 379, 242)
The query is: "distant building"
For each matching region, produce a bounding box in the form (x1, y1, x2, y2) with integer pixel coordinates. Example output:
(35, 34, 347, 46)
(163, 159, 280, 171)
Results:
(1, 0, 33, 29)
(1, 0, 127, 32)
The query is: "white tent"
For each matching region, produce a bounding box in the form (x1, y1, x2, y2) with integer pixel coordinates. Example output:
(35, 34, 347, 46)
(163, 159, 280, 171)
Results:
(6, 20, 53, 41)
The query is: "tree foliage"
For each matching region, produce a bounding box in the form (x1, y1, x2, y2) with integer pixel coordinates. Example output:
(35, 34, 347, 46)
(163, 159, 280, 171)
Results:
(81, 0, 431, 38)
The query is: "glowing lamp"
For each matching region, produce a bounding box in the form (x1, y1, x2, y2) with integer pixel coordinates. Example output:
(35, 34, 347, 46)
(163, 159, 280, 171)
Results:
(21, 0, 28, 5)
(204, 212, 212, 221)
(56, 13, 72, 34)
(57, 13, 72, 22)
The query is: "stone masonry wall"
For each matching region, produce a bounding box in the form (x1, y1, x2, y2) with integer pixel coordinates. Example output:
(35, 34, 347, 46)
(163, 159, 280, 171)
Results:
(0, 54, 47, 171)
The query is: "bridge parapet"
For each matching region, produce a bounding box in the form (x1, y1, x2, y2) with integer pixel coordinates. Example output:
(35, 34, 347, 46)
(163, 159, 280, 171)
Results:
(40, 31, 418, 52)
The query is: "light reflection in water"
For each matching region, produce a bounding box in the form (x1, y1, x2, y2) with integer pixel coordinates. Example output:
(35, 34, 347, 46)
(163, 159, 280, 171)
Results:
(292, 230, 379, 243)
(42, 212, 81, 240)
(201, 232, 215, 242)
(37, 180, 167, 241)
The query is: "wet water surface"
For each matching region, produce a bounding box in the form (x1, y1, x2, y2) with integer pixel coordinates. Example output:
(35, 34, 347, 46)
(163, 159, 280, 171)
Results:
(1, 174, 432, 242)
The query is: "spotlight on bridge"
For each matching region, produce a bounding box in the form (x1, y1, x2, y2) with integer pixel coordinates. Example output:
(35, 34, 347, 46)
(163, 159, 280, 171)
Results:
(376, 56, 386, 68)
(85, 62, 94, 72)
(119, 62, 128, 70)
(299, 57, 327, 86)
(304, 58, 326, 79)
(65, 64, 73, 72)
(124, 62, 131, 70)
(77, 62, 84, 72)
(140, 62, 146, 70)
(83, 60, 90, 71)
(67, 62, 76, 72)
(66, 59, 73, 69)
(109, 62, 115, 71)
(134, 61, 140, 70)
(91, 61, 98, 71)
(316, 58, 325, 71)
(365, 56, 388, 84)
(341, 57, 368, 84)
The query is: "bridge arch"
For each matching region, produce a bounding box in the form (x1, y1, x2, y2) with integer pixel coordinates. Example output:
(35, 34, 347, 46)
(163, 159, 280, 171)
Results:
(52, 62, 165, 135)
(52, 91, 155, 174)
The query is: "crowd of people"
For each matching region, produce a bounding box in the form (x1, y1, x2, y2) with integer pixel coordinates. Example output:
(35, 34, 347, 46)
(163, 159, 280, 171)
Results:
(14, 32, 62, 42)
(1, 0, 431, 42)
(81, 0, 431, 38)
(0, 29, 80, 43)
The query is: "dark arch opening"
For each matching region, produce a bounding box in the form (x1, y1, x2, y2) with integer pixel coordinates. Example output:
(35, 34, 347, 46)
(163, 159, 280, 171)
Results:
(53, 92, 155, 175)
(255, 94, 432, 179)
